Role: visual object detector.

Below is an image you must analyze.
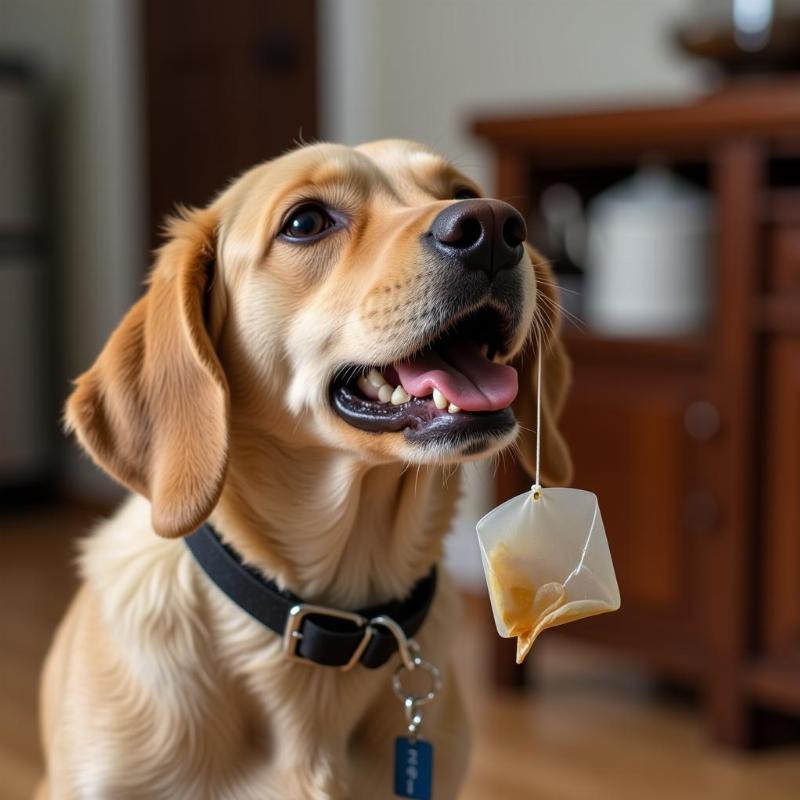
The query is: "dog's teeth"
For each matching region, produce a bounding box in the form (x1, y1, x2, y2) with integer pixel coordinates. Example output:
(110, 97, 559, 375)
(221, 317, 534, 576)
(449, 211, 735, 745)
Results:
(357, 376, 373, 397)
(432, 388, 448, 410)
(391, 385, 410, 405)
(367, 368, 387, 388)
(448, 403, 461, 414)
(378, 384, 393, 403)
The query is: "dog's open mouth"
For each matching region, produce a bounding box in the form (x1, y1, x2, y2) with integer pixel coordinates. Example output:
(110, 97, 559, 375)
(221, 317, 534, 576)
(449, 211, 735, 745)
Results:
(330, 305, 519, 445)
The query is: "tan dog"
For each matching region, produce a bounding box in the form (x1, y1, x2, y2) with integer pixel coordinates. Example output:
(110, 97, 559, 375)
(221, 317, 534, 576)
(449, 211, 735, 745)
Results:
(38, 140, 571, 800)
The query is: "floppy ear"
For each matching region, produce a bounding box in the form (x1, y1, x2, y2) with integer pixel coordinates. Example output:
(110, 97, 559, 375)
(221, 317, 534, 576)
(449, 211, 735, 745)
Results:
(65, 207, 229, 537)
(512, 247, 573, 486)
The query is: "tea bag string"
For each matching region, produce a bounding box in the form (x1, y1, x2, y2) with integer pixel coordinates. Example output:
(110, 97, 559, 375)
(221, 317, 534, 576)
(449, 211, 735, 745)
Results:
(532, 330, 542, 501)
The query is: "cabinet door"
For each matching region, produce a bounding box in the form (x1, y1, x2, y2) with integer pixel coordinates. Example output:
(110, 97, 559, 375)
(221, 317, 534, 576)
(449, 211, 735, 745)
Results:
(768, 224, 800, 293)
(761, 336, 800, 665)
(557, 360, 708, 673)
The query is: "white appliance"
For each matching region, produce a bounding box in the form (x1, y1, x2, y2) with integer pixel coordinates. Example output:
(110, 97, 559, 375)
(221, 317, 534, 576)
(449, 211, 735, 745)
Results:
(585, 166, 712, 337)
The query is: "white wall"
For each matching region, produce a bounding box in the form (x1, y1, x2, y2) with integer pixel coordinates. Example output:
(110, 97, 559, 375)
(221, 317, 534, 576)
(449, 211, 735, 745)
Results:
(1, 0, 145, 499)
(319, 0, 706, 588)
(320, 0, 705, 190)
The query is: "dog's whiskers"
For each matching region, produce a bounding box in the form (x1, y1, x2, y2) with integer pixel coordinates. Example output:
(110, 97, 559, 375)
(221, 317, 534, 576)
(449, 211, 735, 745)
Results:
(537, 288, 585, 332)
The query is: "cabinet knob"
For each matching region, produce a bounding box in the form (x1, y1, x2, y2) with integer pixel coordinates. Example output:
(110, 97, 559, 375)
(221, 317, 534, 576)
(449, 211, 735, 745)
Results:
(683, 400, 720, 441)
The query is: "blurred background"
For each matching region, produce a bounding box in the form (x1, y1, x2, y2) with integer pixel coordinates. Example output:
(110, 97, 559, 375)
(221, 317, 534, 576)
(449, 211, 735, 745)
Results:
(2, 0, 800, 797)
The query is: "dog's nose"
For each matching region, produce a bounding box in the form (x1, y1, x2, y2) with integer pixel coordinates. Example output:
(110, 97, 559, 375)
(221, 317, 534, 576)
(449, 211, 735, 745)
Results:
(427, 199, 526, 277)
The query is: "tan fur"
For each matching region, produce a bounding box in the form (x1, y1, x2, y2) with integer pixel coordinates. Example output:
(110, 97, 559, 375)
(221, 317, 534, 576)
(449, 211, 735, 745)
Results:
(39, 140, 570, 799)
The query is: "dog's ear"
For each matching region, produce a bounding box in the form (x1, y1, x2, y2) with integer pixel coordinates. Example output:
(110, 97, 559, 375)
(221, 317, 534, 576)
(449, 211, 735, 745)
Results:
(512, 247, 573, 486)
(65, 207, 229, 537)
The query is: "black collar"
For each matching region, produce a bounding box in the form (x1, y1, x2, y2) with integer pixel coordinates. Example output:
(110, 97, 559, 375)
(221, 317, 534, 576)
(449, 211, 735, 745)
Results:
(185, 523, 437, 670)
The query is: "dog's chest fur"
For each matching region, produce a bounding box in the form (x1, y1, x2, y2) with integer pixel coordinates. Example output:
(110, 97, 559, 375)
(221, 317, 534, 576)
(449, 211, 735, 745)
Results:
(62, 487, 468, 800)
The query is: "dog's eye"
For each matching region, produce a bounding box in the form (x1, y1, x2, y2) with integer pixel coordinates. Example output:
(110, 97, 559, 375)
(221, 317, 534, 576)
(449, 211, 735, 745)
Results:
(281, 204, 334, 240)
(453, 187, 479, 200)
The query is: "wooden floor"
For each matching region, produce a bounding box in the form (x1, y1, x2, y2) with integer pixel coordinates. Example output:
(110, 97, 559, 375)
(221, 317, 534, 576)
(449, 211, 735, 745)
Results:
(2, 504, 800, 800)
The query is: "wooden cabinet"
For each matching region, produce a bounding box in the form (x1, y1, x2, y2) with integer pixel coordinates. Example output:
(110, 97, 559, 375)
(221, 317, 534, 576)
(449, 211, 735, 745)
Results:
(474, 79, 800, 747)
(746, 329, 800, 714)
(769, 225, 800, 291)
(559, 342, 707, 675)
(761, 336, 800, 665)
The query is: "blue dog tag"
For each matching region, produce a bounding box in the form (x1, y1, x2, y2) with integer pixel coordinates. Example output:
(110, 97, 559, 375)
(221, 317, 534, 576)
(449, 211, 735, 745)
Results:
(394, 737, 433, 799)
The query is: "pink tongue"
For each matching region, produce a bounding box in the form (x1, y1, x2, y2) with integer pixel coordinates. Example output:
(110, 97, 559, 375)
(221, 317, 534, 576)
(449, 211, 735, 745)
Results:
(395, 340, 518, 412)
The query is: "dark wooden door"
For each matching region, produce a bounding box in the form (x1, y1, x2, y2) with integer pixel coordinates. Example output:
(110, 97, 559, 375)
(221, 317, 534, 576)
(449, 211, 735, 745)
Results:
(141, 0, 318, 243)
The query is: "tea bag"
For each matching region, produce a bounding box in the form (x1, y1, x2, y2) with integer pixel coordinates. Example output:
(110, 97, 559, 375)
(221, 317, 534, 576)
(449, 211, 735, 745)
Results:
(476, 344, 620, 664)
(477, 486, 619, 663)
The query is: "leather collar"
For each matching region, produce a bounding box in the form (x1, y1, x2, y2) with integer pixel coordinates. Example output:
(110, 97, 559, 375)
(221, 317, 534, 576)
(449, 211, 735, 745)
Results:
(185, 523, 437, 670)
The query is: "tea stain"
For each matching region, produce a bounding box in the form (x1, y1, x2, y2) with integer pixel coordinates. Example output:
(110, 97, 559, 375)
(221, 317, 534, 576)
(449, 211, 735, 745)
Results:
(488, 542, 611, 664)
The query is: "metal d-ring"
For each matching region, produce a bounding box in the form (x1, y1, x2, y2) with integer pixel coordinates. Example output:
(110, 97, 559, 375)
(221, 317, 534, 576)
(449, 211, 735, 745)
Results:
(392, 654, 443, 710)
(369, 614, 418, 672)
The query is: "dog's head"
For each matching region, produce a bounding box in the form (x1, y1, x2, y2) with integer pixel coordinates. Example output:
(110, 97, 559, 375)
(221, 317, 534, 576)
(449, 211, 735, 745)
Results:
(66, 140, 571, 537)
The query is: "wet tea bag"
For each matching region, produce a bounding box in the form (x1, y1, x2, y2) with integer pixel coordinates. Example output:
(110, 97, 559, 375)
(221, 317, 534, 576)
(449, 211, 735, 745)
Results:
(476, 343, 620, 664)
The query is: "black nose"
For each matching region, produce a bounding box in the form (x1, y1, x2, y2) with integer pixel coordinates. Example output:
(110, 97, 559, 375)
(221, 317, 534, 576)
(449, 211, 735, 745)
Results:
(427, 199, 526, 277)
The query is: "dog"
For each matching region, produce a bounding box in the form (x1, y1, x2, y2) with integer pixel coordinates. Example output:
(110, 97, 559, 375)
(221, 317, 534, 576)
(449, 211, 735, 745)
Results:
(37, 139, 571, 799)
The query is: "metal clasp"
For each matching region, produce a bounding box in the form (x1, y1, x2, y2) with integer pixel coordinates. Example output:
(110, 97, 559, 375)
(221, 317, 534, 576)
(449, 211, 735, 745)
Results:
(369, 614, 418, 672)
(283, 604, 371, 671)
(392, 652, 443, 741)
(283, 605, 426, 673)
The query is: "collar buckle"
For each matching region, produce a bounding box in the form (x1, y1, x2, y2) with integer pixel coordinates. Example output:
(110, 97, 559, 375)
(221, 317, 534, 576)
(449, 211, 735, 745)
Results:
(283, 606, 420, 672)
(283, 603, 372, 671)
